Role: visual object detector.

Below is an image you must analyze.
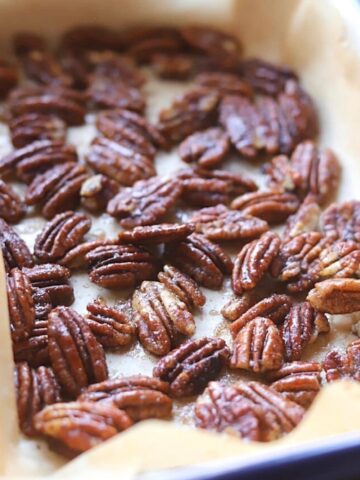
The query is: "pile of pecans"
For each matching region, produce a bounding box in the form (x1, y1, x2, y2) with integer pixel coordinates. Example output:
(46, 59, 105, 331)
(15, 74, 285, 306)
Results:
(1, 24, 359, 458)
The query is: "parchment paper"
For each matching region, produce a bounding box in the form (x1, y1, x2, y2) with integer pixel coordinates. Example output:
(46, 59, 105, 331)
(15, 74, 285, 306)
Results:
(1, 0, 360, 477)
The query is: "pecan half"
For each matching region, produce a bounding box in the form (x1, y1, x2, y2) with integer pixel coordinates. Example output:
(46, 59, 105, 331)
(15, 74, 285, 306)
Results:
(195, 380, 304, 441)
(178, 127, 230, 168)
(15, 362, 62, 435)
(85, 137, 156, 186)
(221, 293, 254, 322)
(88, 51, 145, 88)
(0, 59, 18, 98)
(307, 278, 360, 314)
(79, 375, 172, 421)
(21, 50, 73, 87)
(132, 280, 195, 356)
(13, 319, 49, 367)
(0, 180, 25, 223)
(195, 72, 252, 97)
(320, 200, 360, 244)
(85, 300, 136, 348)
(281, 302, 329, 361)
(7, 268, 35, 342)
(157, 87, 219, 145)
(34, 211, 91, 263)
(158, 264, 206, 309)
(86, 244, 158, 289)
(0, 219, 33, 272)
(231, 190, 300, 224)
(150, 52, 194, 80)
(191, 204, 268, 241)
(153, 337, 230, 397)
(48, 306, 108, 397)
(164, 233, 233, 290)
(34, 401, 132, 456)
(231, 317, 284, 373)
(32, 288, 52, 320)
(9, 113, 66, 149)
(87, 77, 145, 112)
(268, 361, 322, 408)
(26, 162, 89, 219)
(59, 240, 113, 269)
(107, 176, 182, 228)
(117, 223, 194, 245)
(232, 232, 280, 295)
(323, 340, 360, 382)
(283, 195, 321, 241)
(80, 174, 119, 213)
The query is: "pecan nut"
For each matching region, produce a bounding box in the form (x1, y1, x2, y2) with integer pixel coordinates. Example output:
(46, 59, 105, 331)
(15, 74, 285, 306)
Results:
(195, 72, 252, 97)
(0, 218, 33, 271)
(21, 50, 73, 87)
(221, 293, 255, 322)
(153, 337, 230, 397)
(87, 77, 145, 112)
(9, 113, 66, 149)
(0, 59, 18, 98)
(320, 200, 360, 244)
(117, 223, 194, 245)
(80, 174, 119, 213)
(231, 317, 284, 373)
(88, 51, 145, 88)
(150, 53, 194, 80)
(13, 319, 49, 367)
(48, 306, 108, 397)
(307, 278, 360, 314)
(283, 195, 321, 241)
(0, 180, 26, 223)
(79, 375, 172, 421)
(323, 340, 360, 382)
(7, 268, 35, 342)
(59, 240, 113, 269)
(132, 280, 195, 356)
(232, 232, 281, 295)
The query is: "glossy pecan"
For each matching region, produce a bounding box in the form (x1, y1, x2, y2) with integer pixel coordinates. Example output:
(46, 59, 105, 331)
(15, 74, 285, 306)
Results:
(87, 77, 145, 112)
(34, 401, 132, 456)
(132, 280, 195, 356)
(59, 240, 113, 269)
(0, 180, 25, 223)
(117, 223, 194, 245)
(281, 302, 329, 361)
(85, 136, 156, 186)
(221, 293, 255, 322)
(9, 113, 66, 149)
(13, 32, 46, 56)
(320, 200, 360, 245)
(195, 72, 252, 97)
(231, 190, 300, 224)
(85, 300, 136, 348)
(191, 204, 268, 241)
(232, 232, 281, 295)
(8, 85, 86, 126)
(80, 174, 119, 213)
(34, 211, 91, 263)
(7, 268, 35, 342)
(21, 50, 73, 87)
(0, 218, 33, 272)
(157, 87, 219, 145)
(13, 320, 49, 367)
(79, 375, 172, 421)
(231, 317, 284, 373)
(88, 51, 145, 88)
(107, 176, 182, 228)
(158, 264, 206, 309)
(227, 294, 292, 337)
(15, 362, 62, 436)
(86, 244, 158, 289)
(0, 59, 18, 98)
(48, 306, 108, 397)
(32, 288, 52, 320)
(150, 52, 194, 80)
(178, 128, 230, 168)
(153, 337, 230, 397)
(268, 361, 322, 408)
(26, 162, 89, 219)
(164, 233, 233, 289)
(283, 195, 321, 242)
(323, 340, 360, 382)
(307, 278, 360, 314)
(195, 380, 304, 441)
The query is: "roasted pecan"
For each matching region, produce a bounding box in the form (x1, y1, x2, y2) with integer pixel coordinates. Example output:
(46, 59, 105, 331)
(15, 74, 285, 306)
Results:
(132, 280, 195, 356)
(0, 218, 34, 272)
(23, 263, 74, 306)
(87, 77, 145, 113)
(13, 32, 46, 56)
(88, 51, 145, 88)
(59, 240, 113, 269)
(232, 232, 281, 295)
(323, 340, 360, 382)
(25, 162, 89, 219)
(0, 139, 78, 182)
(178, 128, 230, 168)
(157, 87, 219, 145)
(231, 190, 300, 224)
(32, 288, 52, 320)
(263, 154, 297, 191)
(34, 211, 91, 263)
(150, 52, 194, 80)
(9, 113, 66, 149)
(13, 320, 49, 367)
(320, 200, 360, 244)
(21, 50, 73, 87)
(268, 361, 322, 408)
(96, 109, 166, 159)
(231, 317, 284, 373)
(227, 294, 292, 337)
(195, 72, 252, 97)
(34, 401, 132, 456)
(153, 337, 230, 397)
(0, 180, 25, 223)
(221, 293, 255, 322)
(79, 375, 172, 421)
(15, 362, 61, 436)
(0, 59, 18, 98)
(8, 85, 86, 126)
(158, 264, 206, 309)
(86, 244, 158, 289)
(164, 233, 233, 289)
(107, 176, 182, 228)
(312, 240, 360, 281)
(117, 223, 194, 245)
(281, 302, 329, 361)
(80, 174, 119, 213)
(195, 380, 304, 441)
(48, 306, 108, 397)
(85, 136, 156, 186)
(283, 195, 321, 241)
(7, 268, 35, 342)
(191, 204, 268, 241)
(85, 300, 136, 348)
(307, 278, 360, 314)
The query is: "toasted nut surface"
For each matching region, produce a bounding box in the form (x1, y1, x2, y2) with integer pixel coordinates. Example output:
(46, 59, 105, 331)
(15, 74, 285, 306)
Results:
(307, 279, 360, 314)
